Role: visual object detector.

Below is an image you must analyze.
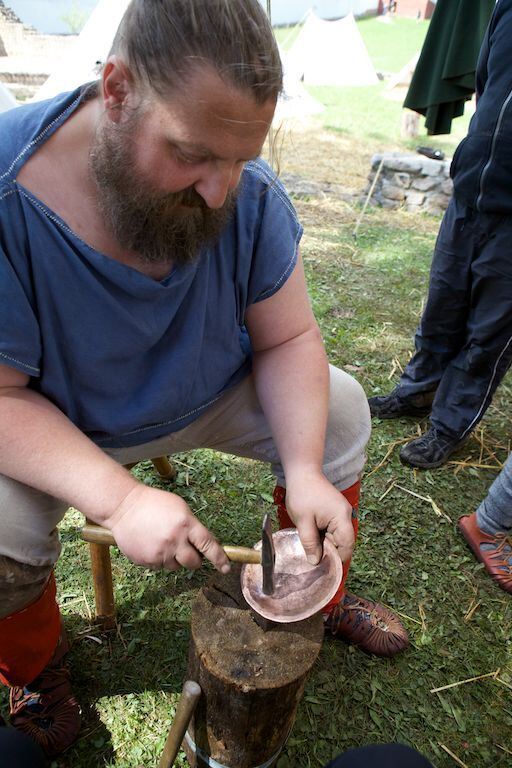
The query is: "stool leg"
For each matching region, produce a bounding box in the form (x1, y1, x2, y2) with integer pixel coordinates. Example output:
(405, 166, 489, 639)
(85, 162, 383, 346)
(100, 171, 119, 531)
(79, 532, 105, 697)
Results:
(88, 541, 116, 630)
(152, 456, 177, 481)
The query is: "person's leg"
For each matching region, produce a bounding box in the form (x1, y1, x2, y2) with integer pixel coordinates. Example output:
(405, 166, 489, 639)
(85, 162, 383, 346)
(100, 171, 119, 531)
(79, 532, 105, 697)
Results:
(369, 198, 474, 419)
(476, 452, 512, 535)
(458, 453, 512, 594)
(324, 743, 433, 768)
(400, 211, 512, 469)
(0, 722, 47, 767)
(0, 477, 79, 758)
(142, 367, 408, 656)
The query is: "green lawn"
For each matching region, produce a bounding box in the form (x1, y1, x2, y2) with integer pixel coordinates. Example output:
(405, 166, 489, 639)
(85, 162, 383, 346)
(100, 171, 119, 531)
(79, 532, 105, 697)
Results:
(2, 13, 511, 768)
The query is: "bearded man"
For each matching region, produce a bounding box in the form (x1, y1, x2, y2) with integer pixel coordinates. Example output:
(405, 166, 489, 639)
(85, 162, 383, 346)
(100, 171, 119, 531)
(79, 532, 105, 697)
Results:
(0, 0, 408, 757)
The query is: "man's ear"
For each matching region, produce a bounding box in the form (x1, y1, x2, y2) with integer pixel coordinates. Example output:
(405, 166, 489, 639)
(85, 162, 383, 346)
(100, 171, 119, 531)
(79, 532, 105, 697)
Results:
(101, 56, 135, 122)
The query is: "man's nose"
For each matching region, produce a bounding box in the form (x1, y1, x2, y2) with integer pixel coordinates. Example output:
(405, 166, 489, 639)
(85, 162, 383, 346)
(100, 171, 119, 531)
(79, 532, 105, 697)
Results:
(195, 161, 243, 209)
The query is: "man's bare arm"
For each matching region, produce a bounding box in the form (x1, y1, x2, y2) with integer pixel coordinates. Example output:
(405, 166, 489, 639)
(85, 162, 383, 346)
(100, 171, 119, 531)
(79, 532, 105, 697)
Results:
(0, 365, 229, 572)
(245, 254, 355, 565)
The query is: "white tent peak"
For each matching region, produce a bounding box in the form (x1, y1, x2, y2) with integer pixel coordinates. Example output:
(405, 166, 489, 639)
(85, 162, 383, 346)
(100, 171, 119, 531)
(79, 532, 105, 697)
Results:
(286, 10, 378, 87)
(275, 45, 325, 122)
(33, 0, 129, 102)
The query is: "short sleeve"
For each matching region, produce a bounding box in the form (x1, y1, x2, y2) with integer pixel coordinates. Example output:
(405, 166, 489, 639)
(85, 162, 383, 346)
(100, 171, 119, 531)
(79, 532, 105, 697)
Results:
(244, 161, 303, 306)
(0, 244, 41, 376)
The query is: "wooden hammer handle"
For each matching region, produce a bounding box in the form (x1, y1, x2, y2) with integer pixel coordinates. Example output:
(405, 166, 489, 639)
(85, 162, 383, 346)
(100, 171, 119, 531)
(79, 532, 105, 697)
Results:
(81, 524, 262, 564)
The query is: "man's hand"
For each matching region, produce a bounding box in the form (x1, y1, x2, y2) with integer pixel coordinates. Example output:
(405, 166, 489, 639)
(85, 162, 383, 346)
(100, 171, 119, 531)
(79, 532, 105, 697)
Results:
(105, 485, 231, 573)
(283, 472, 355, 565)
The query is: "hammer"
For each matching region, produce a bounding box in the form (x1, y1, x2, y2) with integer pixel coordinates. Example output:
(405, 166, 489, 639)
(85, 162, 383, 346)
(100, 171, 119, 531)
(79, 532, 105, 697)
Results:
(81, 513, 276, 594)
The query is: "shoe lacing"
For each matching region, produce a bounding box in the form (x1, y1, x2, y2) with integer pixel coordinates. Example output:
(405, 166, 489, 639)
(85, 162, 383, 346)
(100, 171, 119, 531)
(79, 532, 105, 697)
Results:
(328, 597, 390, 635)
(11, 664, 72, 719)
(485, 533, 512, 583)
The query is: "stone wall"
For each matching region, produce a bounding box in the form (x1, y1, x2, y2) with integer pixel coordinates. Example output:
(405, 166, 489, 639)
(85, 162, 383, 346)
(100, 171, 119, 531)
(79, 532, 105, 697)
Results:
(0, 1, 73, 58)
(366, 152, 453, 215)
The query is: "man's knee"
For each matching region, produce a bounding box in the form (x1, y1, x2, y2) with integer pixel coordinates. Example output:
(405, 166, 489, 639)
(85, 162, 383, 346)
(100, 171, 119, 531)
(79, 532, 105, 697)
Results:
(328, 366, 371, 440)
(0, 556, 54, 619)
(324, 367, 371, 488)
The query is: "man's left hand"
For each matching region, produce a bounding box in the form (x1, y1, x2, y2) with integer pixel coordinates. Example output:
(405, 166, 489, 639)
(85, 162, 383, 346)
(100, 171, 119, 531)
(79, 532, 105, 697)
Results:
(283, 472, 355, 565)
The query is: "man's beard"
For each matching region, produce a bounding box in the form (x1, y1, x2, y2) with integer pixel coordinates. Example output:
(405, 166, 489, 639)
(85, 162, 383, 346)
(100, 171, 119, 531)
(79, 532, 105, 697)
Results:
(89, 114, 237, 266)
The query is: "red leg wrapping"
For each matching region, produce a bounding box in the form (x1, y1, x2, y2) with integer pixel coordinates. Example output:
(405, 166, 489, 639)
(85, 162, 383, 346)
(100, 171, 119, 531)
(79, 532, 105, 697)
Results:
(273, 480, 360, 611)
(0, 573, 61, 687)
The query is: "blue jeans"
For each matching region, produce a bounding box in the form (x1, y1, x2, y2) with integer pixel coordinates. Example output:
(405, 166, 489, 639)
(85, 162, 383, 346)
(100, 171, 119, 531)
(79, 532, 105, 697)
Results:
(476, 452, 512, 535)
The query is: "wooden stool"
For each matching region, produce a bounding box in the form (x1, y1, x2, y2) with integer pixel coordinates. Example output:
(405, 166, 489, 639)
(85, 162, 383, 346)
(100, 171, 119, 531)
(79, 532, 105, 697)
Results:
(82, 455, 176, 629)
(185, 567, 324, 767)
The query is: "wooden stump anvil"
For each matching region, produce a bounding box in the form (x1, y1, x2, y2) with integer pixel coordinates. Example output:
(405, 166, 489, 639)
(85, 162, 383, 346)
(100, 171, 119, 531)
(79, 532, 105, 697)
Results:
(184, 567, 324, 768)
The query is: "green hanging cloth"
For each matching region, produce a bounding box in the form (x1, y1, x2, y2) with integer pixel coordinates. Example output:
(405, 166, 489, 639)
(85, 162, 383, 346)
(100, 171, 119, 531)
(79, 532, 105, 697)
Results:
(404, 0, 495, 135)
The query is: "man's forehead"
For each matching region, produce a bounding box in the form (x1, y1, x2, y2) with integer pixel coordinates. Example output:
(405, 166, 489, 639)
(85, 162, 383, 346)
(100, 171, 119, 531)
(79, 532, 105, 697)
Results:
(144, 88, 274, 159)
(149, 66, 275, 128)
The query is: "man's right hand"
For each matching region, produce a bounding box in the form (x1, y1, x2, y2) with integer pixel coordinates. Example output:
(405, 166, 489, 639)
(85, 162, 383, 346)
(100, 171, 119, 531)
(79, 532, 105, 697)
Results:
(105, 484, 231, 573)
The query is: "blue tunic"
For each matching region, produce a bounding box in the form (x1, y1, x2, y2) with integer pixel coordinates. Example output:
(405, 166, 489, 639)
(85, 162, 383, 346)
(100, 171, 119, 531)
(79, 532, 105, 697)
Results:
(0, 88, 302, 448)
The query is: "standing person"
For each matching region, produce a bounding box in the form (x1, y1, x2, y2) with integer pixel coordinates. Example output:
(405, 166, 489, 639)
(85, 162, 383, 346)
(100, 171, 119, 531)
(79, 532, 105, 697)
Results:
(459, 453, 512, 594)
(0, 0, 407, 758)
(369, 0, 512, 470)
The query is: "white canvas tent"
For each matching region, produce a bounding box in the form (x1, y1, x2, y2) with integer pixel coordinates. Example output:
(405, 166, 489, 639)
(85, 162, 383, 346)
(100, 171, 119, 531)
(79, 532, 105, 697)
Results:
(275, 47, 325, 121)
(286, 11, 378, 87)
(34, 0, 129, 102)
(0, 81, 17, 112)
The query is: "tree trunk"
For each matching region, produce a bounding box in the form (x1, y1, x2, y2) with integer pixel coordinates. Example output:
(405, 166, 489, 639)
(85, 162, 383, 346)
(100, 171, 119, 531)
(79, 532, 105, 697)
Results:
(185, 567, 324, 768)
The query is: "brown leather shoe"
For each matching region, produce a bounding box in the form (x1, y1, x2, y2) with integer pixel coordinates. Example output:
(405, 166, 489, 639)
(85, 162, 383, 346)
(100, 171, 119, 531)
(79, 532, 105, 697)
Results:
(458, 513, 512, 594)
(324, 592, 409, 657)
(9, 625, 81, 757)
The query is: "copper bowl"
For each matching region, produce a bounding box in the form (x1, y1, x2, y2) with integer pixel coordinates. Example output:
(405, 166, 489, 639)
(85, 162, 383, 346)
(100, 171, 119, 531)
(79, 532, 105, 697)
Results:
(241, 528, 343, 623)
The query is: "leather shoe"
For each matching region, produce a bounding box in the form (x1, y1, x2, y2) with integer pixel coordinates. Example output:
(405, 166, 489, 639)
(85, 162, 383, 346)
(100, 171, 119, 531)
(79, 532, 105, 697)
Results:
(324, 592, 409, 657)
(10, 625, 81, 758)
(458, 513, 512, 594)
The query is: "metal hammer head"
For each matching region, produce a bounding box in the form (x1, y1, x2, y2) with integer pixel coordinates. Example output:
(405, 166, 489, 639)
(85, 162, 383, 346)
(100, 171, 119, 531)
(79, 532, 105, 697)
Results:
(261, 513, 276, 595)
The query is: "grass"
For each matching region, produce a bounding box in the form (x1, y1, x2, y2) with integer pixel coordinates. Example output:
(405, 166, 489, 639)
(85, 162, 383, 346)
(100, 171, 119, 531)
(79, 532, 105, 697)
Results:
(2, 13, 511, 768)
(11, 206, 509, 768)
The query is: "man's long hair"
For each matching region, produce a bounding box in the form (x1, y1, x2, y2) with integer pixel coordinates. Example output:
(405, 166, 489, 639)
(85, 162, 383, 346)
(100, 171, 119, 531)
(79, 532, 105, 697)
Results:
(110, 0, 283, 103)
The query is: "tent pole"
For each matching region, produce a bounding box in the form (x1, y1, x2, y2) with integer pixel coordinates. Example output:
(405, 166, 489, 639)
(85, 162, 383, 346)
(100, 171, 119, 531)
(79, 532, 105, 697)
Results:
(265, 0, 275, 170)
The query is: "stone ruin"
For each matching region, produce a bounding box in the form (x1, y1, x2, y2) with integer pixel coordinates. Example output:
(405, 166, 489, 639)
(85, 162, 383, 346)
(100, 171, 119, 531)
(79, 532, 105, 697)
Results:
(0, 1, 75, 98)
(366, 151, 453, 215)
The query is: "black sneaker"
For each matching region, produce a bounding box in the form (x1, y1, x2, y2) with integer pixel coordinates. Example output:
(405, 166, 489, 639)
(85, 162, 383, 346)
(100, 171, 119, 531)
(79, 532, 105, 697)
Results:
(368, 388, 435, 419)
(399, 427, 466, 469)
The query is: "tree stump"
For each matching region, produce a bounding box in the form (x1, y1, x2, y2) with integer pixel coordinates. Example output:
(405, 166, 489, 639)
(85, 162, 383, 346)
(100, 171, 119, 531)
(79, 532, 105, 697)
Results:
(184, 566, 324, 768)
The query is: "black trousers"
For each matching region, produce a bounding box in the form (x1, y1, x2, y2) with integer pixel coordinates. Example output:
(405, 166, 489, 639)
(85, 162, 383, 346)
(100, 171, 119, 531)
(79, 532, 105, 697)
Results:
(397, 196, 512, 439)
(325, 743, 433, 768)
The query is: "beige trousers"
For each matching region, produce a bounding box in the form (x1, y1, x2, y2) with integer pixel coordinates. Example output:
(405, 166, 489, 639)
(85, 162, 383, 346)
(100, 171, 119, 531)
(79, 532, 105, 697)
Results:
(0, 366, 370, 616)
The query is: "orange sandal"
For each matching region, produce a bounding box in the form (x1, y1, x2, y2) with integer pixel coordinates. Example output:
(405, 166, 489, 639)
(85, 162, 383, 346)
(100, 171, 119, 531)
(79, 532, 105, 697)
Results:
(458, 513, 512, 594)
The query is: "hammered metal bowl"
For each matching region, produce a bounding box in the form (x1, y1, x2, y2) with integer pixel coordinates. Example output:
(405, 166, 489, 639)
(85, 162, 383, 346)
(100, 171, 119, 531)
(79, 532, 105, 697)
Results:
(241, 528, 343, 623)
